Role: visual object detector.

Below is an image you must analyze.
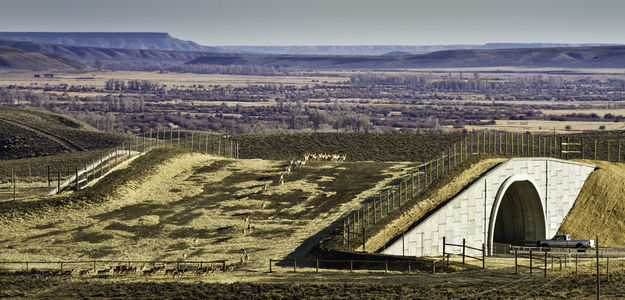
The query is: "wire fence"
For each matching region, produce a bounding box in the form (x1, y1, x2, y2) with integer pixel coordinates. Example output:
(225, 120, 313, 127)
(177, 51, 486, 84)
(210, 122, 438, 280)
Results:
(0, 126, 239, 200)
(268, 257, 447, 274)
(0, 259, 229, 276)
(341, 132, 625, 251)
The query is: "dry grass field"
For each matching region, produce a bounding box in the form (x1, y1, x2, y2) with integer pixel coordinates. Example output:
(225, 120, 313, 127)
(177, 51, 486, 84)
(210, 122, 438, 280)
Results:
(0, 149, 414, 271)
(3, 261, 625, 298)
(0, 71, 347, 88)
(464, 119, 625, 134)
(3, 147, 625, 297)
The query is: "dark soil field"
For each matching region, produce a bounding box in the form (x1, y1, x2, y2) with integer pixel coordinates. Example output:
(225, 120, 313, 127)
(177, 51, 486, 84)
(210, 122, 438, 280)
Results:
(234, 132, 466, 162)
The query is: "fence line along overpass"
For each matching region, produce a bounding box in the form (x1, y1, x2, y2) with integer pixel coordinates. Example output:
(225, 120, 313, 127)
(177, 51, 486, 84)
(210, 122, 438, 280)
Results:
(382, 157, 595, 257)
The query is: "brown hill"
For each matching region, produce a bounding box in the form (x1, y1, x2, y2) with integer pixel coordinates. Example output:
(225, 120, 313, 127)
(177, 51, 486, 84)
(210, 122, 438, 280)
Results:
(0, 106, 124, 159)
(0, 45, 85, 71)
(187, 46, 625, 69)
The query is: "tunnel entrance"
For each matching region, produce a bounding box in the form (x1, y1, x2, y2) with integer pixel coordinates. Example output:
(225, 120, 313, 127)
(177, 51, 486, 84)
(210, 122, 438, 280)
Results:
(490, 179, 546, 253)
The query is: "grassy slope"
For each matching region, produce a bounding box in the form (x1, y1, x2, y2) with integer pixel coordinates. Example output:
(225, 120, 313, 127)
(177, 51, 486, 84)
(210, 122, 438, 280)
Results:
(559, 160, 625, 246)
(0, 45, 85, 71)
(0, 148, 412, 270)
(319, 156, 505, 252)
(0, 106, 126, 159)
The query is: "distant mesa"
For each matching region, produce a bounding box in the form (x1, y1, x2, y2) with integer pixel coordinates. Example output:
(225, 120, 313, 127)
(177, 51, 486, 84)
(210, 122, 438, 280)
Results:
(0, 32, 221, 52)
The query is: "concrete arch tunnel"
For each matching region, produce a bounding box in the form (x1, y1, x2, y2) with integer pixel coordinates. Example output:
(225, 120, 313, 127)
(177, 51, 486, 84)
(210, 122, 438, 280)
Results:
(489, 175, 547, 253)
(382, 158, 595, 257)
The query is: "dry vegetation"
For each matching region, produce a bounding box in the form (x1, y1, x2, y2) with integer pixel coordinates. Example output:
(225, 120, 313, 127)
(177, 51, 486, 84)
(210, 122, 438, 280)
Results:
(2, 69, 625, 135)
(0, 149, 413, 271)
(362, 158, 506, 252)
(559, 160, 625, 245)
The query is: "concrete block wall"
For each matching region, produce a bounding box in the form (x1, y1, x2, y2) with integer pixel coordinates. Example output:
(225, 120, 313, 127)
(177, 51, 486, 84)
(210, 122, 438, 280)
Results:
(382, 158, 595, 257)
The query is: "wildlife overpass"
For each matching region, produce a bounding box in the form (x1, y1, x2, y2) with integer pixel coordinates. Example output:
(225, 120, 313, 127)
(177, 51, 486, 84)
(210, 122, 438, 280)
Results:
(381, 158, 595, 256)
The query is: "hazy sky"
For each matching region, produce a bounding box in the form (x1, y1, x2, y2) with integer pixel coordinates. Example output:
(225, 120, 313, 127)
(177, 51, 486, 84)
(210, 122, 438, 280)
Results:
(0, 0, 624, 46)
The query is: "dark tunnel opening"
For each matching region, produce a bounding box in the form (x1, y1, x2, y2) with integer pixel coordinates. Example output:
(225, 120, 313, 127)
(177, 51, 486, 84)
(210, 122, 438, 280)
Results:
(493, 180, 546, 249)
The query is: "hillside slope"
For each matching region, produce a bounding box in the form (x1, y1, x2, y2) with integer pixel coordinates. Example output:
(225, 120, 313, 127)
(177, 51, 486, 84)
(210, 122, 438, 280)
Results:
(0, 106, 124, 159)
(0, 32, 220, 52)
(0, 45, 86, 71)
(0, 149, 412, 270)
(0, 40, 208, 64)
(187, 46, 625, 69)
(559, 160, 625, 246)
(219, 43, 620, 56)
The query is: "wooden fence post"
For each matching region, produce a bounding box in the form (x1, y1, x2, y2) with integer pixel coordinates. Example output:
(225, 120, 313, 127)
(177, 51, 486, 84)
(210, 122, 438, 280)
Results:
(462, 238, 466, 264)
(269, 259, 272, 273)
(596, 234, 600, 299)
(184, 130, 188, 149)
(316, 259, 319, 273)
(514, 248, 518, 274)
(575, 253, 578, 278)
(47, 165, 51, 186)
(190, 132, 194, 151)
(350, 260, 353, 272)
(594, 139, 598, 160)
(607, 257, 610, 282)
(482, 243, 485, 269)
(374, 196, 378, 223)
(544, 251, 553, 278)
(362, 224, 366, 252)
(530, 249, 533, 275)
(442, 236, 446, 257)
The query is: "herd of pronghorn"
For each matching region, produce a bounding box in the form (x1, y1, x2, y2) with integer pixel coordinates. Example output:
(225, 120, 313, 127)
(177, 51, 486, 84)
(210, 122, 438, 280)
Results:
(23, 262, 233, 278)
(278, 153, 347, 185)
(20, 152, 347, 279)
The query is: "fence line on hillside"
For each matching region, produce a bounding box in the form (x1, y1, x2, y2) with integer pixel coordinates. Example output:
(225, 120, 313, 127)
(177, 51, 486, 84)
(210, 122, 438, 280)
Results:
(267, 257, 446, 274)
(0, 259, 228, 275)
(342, 132, 625, 252)
(0, 126, 239, 199)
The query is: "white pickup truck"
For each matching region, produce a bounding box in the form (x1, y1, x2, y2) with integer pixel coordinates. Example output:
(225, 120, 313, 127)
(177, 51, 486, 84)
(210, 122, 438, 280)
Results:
(538, 234, 594, 250)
